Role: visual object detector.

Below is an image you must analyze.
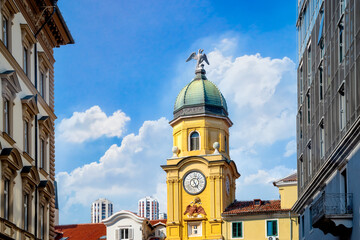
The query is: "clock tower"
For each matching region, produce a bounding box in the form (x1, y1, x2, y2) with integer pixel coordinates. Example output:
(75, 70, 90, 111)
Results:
(161, 51, 240, 240)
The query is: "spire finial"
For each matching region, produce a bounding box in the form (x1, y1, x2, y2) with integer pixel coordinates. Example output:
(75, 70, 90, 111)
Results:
(186, 49, 210, 74)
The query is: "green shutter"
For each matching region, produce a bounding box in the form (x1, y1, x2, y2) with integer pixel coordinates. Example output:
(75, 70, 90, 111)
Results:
(267, 220, 278, 236)
(232, 222, 242, 238)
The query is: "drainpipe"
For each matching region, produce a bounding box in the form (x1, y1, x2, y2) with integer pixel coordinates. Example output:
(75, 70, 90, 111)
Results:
(289, 211, 293, 240)
(33, 1, 57, 238)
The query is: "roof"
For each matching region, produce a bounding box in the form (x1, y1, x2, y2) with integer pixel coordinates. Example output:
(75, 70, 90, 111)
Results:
(55, 223, 106, 240)
(149, 219, 167, 227)
(173, 71, 228, 118)
(223, 200, 290, 216)
(273, 172, 297, 186)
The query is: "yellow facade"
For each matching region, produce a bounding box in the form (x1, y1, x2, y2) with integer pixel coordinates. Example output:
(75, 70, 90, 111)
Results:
(223, 214, 298, 240)
(278, 184, 298, 209)
(162, 115, 240, 240)
(222, 176, 299, 240)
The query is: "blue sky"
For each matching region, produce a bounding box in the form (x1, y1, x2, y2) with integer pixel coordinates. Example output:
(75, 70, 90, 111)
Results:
(54, 0, 298, 224)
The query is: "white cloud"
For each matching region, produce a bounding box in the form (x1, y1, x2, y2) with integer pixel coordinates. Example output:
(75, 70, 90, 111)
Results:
(243, 166, 295, 185)
(57, 37, 298, 223)
(57, 105, 130, 143)
(57, 117, 172, 216)
(203, 41, 296, 150)
(284, 139, 296, 157)
(237, 166, 296, 200)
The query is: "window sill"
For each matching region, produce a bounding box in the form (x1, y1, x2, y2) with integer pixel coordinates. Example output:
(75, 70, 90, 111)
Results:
(23, 151, 34, 164)
(2, 132, 16, 145)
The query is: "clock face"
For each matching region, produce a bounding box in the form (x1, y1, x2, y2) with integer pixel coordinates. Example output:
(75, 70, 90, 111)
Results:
(183, 171, 206, 195)
(226, 176, 230, 195)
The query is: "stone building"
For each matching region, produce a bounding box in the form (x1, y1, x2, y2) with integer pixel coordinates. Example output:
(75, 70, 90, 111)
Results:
(294, 0, 360, 239)
(0, 0, 73, 239)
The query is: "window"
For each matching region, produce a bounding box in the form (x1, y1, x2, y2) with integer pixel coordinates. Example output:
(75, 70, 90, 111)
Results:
(190, 131, 200, 151)
(339, 84, 346, 130)
(266, 220, 278, 237)
(23, 47, 28, 76)
(340, 0, 346, 16)
(307, 94, 311, 125)
(299, 65, 303, 102)
(318, 6, 325, 59)
(2, 16, 8, 48)
(319, 65, 323, 101)
(4, 98, 10, 134)
(116, 228, 133, 240)
(24, 193, 29, 231)
(232, 222, 243, 238)
(24, 120, 29, 153)
(320, 120, 325, 159)
(339, 20, 345, 64)
(40, 71, 45, 98)
(298, 109, 303, 140)
(188, 222, 202, 237)
(4, 179, 9, 220)
(307, 45, 312, 85)
(40, 138, 45, 169)
(40, 204, 44, 239)
(308, 142, 312, 176)
(300, 157, 304, 187)
(121, 229, 128, 239)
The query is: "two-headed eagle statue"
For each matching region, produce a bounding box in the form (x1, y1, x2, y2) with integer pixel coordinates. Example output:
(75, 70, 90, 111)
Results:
(186, 49, 210, 70)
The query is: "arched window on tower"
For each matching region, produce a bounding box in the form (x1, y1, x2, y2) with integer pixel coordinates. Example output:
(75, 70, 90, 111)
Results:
(190, 132, 200, 151)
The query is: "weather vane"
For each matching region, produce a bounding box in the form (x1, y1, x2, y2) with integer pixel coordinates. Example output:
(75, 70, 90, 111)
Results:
(186, 49, 210, 72)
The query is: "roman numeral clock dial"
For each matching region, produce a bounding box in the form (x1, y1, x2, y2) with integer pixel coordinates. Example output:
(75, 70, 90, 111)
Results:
(183, 171, 206, 195)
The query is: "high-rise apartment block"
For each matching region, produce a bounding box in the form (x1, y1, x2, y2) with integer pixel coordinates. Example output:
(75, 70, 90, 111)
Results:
(294, 0, 360, 239)
(159, 212, 167, 220)
(0, 0, 73, 239)
(91, 198, 114, 223)
(138, 196, 159, 220)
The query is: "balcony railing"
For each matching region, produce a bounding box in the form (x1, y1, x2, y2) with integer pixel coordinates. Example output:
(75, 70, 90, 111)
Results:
(311, 193, 353, 225)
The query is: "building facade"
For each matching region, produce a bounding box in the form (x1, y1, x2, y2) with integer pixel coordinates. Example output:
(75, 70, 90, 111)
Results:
(222, 173, 299, 240)
(91, 198, 114, 223)
(294, 0, 360, 239)
(161, 56, 240, 239)
(103, 210, 162, 240)
(0, 0, 73, 239)
(138, 196, 159, 220)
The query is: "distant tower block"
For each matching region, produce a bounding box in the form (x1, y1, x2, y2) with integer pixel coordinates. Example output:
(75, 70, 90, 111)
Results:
(138, 196, 159, 220)
(91, 198, 114, 223)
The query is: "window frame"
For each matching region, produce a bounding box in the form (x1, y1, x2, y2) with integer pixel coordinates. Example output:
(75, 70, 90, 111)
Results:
(188, 221, 202, 237)
(308, 141, 312, 177)
(24, 120, 30, 153)
(189, 131, 200, 151)
(3, 98, 10, 135)
(307, 43, 312, 86)
(40, 71, 45, 98)
(23, 193, 30, 231)
(339, 82, 346, 130)
(319, 65, 323, 101)
(3, 178, 9, 220)
(307, 93, 311, 125)
(231, 221, 243, 239)
(2, 16, 8, 49)
(265, 219, 278, 237)
(319, 119, 325, 159)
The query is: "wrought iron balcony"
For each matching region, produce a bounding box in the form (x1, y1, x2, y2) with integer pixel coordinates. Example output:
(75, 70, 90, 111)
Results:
(311, 193, 353, 237)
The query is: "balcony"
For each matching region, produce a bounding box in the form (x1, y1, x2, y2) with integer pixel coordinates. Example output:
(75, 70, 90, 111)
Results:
(311, 193, 353, 237)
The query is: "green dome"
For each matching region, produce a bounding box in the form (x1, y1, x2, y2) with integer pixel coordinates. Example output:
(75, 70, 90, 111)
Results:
(173, 71, 228, 118)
